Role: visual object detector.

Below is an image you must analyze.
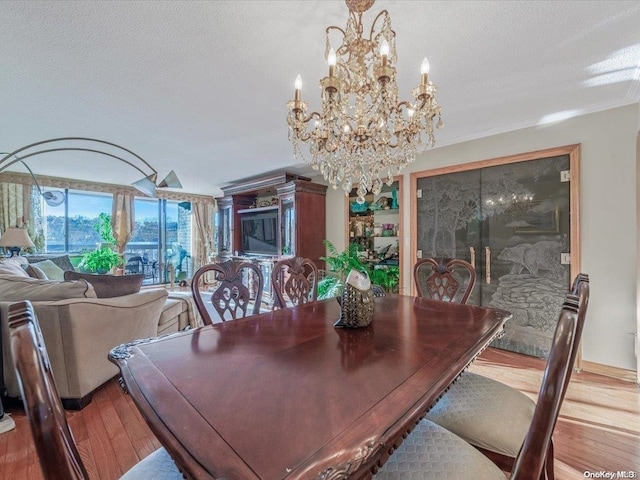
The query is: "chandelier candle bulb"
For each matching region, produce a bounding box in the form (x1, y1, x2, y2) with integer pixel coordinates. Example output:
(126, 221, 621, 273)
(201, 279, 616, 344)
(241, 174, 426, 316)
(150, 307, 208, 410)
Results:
(380, 39, 389, 67)
(328, 48, 337, 77)
(421, 57, 430, 85)
(294, 75, 302, 101)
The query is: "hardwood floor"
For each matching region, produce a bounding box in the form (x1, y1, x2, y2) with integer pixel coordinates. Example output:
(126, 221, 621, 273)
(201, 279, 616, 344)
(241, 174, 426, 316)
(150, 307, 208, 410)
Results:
(1, 347, 638, 479)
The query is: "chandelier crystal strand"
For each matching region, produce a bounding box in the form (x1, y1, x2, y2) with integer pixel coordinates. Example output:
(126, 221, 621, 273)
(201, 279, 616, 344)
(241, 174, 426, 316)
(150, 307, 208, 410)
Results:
(287, 0, 443, 201)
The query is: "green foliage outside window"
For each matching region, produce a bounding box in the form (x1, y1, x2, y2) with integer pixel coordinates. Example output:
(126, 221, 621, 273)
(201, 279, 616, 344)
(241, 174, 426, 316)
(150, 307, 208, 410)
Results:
(95, 212, 116, 245)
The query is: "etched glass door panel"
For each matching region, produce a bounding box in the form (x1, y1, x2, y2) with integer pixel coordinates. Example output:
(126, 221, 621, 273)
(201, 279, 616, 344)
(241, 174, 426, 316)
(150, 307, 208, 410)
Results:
(481, 156, 570, 357)
(415, 154, 572, 358)
(415, 170, 482, 305)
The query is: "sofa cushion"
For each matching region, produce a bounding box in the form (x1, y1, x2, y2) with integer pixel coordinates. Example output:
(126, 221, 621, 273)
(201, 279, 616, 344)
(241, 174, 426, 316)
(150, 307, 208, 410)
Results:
(27, 255, 75, 272)
(64, 271, 144, 298)
(0, 274, 97, 301)
(28, 259, 65, 280)
(26, 263, 48, 279)
(0, 257, 30, 278)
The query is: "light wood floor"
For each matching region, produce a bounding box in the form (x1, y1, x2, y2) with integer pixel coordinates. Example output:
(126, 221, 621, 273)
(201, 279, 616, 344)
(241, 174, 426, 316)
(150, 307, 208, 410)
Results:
(1, 347, 638, 479)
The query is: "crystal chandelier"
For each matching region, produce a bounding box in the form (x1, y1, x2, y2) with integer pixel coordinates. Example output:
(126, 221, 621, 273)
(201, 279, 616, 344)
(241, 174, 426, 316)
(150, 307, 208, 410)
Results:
(287, 0, 443, 202)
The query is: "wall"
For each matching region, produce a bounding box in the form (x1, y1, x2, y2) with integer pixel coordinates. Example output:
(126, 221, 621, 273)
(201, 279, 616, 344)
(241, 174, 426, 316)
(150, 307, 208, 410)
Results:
(325, 104, 639, 371)
(637, 124, 640, 382)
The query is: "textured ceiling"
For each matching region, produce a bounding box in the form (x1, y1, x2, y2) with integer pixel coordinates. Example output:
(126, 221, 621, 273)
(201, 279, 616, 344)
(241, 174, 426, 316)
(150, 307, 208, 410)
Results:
(1, 0, 639, 197)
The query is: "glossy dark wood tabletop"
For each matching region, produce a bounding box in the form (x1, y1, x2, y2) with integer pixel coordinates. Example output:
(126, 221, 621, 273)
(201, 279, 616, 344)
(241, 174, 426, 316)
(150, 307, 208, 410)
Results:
(112, 295, 510, 480)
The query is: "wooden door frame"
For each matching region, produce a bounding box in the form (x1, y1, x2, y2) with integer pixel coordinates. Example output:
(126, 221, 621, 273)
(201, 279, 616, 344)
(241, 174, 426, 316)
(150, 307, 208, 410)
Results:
(344, 175, 404, 294)
(410, 144, 582, 365)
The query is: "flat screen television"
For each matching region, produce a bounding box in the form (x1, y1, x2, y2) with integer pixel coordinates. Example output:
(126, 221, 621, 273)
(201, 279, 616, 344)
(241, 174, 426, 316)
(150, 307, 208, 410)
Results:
(241, 211, 278, 255)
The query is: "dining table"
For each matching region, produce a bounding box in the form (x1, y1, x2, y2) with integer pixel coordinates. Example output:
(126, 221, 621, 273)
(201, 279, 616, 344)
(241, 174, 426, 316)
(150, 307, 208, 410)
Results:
(109, 294, 511, 480)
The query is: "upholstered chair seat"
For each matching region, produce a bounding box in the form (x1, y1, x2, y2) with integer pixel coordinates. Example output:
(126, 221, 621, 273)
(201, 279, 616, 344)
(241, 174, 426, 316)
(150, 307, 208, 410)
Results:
(374, 419, 504, 479)
(119, 448, 183, 480)
(377, 292, 584, 480)
(425, 371, 535, 457)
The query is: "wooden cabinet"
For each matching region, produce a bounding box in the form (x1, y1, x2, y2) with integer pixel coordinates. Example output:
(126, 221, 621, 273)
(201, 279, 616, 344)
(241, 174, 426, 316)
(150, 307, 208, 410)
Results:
(215, 172, 327, 266)
(346, 178, 402, 293)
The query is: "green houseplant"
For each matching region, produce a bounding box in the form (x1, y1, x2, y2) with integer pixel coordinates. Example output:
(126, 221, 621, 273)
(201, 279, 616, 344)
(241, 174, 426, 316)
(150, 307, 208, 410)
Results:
(317, 240, 400, 299)
(78, 213, 122, 274)
(78, 247, 124, 274)
(318, 240, 369, 300)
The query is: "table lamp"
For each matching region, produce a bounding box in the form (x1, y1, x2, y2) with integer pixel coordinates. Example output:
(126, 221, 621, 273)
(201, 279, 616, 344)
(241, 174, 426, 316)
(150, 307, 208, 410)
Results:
(0, 227, 35, 257)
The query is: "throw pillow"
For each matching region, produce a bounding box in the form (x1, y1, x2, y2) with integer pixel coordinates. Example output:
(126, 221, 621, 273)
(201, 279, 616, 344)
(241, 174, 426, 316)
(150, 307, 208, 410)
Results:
(63, 271, 145, 298)
(27, 255, 75, 272)
(30, 259, 65, 280)
(26, 264, 48, 279)
(0, 275, 97, 301)
(0, 258, 30, 278)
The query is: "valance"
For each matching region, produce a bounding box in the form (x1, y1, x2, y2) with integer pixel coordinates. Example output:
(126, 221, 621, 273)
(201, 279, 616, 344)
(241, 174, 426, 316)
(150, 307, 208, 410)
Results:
(0, 171, 215, 204)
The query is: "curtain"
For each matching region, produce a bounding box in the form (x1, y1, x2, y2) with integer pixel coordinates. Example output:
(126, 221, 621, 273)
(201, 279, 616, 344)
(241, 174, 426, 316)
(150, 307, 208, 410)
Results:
(192, 201, 215, 270)
(27, 186, 45, 252)
(0, 182, 26, 232)
(111, 194, 135, 254)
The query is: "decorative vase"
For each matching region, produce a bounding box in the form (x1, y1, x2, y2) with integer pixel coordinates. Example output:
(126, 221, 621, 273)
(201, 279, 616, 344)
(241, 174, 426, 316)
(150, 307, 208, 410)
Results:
(334, 270, 374, 328)
(390, 190, 399, 209)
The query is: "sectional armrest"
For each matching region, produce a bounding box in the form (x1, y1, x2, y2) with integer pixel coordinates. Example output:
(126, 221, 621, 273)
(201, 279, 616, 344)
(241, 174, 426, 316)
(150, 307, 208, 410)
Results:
(1, 288, 169, 406)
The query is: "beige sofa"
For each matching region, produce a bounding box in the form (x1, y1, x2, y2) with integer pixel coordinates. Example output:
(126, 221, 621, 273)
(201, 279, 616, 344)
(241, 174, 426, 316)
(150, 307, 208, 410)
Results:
(0, 288, 169, 409)
(0, 256, 194, 409)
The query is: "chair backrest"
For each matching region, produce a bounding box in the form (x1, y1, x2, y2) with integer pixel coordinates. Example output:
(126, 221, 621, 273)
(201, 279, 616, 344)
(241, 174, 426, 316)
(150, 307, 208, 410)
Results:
(511, 294, 579, 480)
(191, 260, 264, 324)
(271, 257, 318, 308)
(372, 284, 386, 297)
(8, 301, 88, 480)
(564, 273, 589, 395)
(413, 257, 476, 303)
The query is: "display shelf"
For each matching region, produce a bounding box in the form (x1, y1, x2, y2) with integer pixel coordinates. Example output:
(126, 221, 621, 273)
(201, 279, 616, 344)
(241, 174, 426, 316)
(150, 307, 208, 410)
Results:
(346, 178, 402, 293)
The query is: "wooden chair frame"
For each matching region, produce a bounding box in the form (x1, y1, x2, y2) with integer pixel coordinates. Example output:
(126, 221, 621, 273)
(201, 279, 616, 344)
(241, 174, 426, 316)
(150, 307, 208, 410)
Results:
(413, 257, 476, 304)
(271, 257, 318, 309)
(191, 260, 264, 324)
(9, 301, 89, 480)
(475, 274, 589, 479)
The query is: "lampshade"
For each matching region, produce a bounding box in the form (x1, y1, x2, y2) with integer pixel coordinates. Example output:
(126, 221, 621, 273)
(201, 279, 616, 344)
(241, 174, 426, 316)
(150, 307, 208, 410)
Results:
(132, 174, 157, 197)
(157, 170, 182, 189)
(0, 152, 67, 206)
(0, 227, 35, 256)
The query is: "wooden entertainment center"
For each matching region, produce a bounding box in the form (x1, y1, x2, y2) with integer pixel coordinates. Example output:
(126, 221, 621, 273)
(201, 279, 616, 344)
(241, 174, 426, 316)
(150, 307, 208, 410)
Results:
(215, 172, 327, 266)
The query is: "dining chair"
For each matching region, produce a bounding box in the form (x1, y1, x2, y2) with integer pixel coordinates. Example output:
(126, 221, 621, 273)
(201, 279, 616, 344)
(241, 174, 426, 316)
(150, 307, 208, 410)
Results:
(7, 300, 183, 480)
(375, 293, 581, 480)
(372, 284, 387, 297)
(271, 256, 318, 308)
(422, 273, 589, 478)
(413, 257, 476, 303)
(191, 260, 264, 324)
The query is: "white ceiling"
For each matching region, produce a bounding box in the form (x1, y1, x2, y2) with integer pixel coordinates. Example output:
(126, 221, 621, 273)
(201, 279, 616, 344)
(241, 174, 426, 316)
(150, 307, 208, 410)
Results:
(1, 1, 639, 198)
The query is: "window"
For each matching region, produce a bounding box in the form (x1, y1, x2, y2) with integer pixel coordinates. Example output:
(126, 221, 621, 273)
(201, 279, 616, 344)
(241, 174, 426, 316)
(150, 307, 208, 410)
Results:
(42, 189, 113, 253)
(40, 188, 192, 285)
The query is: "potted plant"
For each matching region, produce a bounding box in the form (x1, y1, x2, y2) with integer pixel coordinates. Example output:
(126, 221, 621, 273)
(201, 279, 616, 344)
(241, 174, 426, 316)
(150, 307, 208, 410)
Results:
(78, 214, 123, 274)
(318, 240, 400, 298)
(318, 240, 370, 299)
(369, 266, 400, 294)
(78, 247, 124, 274)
